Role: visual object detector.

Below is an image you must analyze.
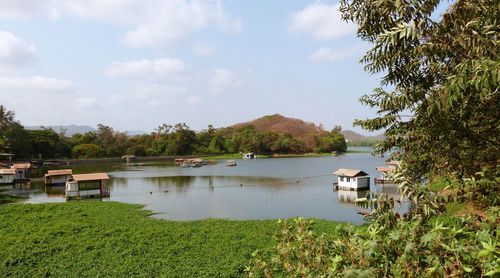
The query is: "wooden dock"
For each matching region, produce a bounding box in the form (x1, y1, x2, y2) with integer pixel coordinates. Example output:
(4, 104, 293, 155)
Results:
(374, 178, 395, 184)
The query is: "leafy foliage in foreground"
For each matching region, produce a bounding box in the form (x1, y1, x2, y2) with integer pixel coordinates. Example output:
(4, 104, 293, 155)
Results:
(0, 202, 343, 277)
(341, 0, 500, 179)
(246, 170, 500, 277)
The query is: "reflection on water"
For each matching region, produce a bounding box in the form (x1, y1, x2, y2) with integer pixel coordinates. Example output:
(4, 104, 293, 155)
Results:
(338, 190, 370, 203)
(19, 148, 404, 224)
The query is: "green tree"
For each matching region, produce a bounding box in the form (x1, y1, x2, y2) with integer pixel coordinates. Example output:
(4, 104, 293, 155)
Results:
(4, 123, 32, 158)
(72, 144, 104, 158)
(28, 129, 62, 159)
(164, 123, 196, 155)
(0, 105, 18, 153)
(340, 0, 500, 179)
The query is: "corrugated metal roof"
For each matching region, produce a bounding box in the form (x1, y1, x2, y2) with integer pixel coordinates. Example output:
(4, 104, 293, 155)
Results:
(45, 169, 73, 177)
(11, 163, 31, 169)
(72, 173, 110, 182)
(333, 168, 369, 177)
(0, 169, 16, 174)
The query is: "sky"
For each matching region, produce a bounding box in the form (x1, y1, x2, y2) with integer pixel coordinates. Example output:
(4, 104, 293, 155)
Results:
(0, 0, 384, 133)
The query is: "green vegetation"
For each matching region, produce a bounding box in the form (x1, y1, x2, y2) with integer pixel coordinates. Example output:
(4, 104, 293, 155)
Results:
(0, 110, 347, 159)
(0, 202, 345, 277)
(346, 139, 381, 147)
(347, 0, 499, 179)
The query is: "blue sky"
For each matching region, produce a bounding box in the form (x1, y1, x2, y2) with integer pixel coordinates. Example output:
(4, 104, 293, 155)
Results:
(0, 0, 383, 133)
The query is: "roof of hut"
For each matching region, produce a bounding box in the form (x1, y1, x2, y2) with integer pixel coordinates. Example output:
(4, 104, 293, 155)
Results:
(72, 173, 110, 182)
(333, 169, 369, 177)
(11, 163, 31, 169)
(0, 169, 16, 174)
(45, 169, 73, 177)
(376, 166, 394, 173)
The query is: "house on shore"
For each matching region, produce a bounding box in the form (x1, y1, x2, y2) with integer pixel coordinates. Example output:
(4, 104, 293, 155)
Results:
(45, 169, 73, 185)
(65, 173, 110, 199)
(333, 168, 370, 190)
(0, 169, 16, 184)
(11, 163, 31, 182)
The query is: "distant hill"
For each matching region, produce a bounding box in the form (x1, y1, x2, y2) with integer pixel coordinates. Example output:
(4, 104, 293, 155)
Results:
(25, 125, 96, 136)
(341, 130, 384, 141)
(233, 114, 328, 148)
(25, 125, 147, 136)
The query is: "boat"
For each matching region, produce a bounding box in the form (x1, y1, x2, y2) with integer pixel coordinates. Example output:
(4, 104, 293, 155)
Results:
(243, 153, 256, 159)
(226, 160, 237, 167)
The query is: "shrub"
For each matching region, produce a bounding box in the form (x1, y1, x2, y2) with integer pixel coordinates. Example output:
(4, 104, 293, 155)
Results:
(72, 144, 104, 158)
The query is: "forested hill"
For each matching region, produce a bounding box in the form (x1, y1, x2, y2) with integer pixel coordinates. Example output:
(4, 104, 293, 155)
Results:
(233, 114, 328, 147)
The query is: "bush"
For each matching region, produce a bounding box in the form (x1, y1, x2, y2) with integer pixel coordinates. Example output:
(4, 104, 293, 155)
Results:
(72, 144, 104, 158)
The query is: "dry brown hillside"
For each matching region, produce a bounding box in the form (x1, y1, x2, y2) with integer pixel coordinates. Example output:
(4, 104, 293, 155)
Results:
(233, 114, 328, 148)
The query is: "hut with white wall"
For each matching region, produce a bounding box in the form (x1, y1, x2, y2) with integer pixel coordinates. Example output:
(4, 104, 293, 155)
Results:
(333, 169, 370, 190)
(0, 169, 16, 184)
(11, 163, 31, 182)
(45, 169, 73, 185)
(65, 173, 110, 199)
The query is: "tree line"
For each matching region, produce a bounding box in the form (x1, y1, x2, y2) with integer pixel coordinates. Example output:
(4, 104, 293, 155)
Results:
(0, 106, 347, 159)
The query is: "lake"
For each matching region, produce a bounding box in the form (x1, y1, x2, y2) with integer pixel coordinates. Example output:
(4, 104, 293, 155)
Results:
(6, 148, 401, 224)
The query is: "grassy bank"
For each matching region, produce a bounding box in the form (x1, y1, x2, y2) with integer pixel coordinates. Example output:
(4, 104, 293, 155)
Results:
(0, 202, 346, 277)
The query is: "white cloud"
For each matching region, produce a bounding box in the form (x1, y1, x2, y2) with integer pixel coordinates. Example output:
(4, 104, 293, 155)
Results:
(0, 0, 242, 48)
(0, 31, 37, 70)
(308, 45, 366, 62)
(192, 43, 214, 56)
(0, 76, 74, 93)
(186, 96, 202, 106)
(111, 83, 187, 108)
(288, 2, 353, 41)
(209, 68, 241, 93)
(105, 58, 190, 80)
(0, 0, 62, 19)
(0, 75, 101, 125)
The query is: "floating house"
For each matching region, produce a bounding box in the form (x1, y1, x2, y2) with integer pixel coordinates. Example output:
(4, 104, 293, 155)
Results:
(0, 153, 14, 164)
(375, 166, 395, 184)
(0, 169, 16, 184)
(243, 153, 255, 159)
(65, 173, 110, 199)
(44, 169, 73, 185)
(11, 163, 31, 182)
(333, 168, 370, 190)
(388, 160, 401, 167)
(374, 160, 400, 184)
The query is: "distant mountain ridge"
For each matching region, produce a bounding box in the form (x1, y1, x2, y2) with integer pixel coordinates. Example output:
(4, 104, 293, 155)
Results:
(25, 125, 96, 136)
(341, 130, 384, 141)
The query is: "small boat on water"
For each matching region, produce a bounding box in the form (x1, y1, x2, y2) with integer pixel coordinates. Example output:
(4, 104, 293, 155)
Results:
(243, 153, 256, 159)
(226, 160, 237, 167)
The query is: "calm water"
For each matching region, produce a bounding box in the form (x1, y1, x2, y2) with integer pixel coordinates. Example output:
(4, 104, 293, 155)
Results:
(6, 148, 401, 224)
